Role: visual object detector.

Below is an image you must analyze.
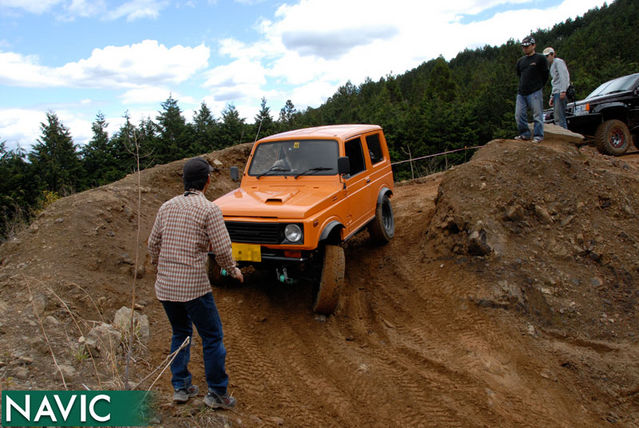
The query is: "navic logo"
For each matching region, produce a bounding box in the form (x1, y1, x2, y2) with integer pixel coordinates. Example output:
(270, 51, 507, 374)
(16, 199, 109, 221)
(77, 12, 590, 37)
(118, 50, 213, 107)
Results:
(2, 391, 150, 427)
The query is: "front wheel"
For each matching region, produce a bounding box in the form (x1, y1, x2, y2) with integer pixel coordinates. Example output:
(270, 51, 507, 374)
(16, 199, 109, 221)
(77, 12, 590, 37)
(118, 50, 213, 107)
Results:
(312, 245, 345, 315)
(368, 195, 395, 244)
(595, 119, 630, 156)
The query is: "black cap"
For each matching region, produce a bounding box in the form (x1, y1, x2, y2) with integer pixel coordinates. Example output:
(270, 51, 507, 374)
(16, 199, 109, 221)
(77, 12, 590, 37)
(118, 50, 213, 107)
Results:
(521, 36, 535, 46)
(183, 157, 213, 181)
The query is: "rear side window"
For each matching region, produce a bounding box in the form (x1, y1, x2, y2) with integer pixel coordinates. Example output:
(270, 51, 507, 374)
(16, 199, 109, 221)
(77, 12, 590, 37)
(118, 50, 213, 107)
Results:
(365, 133, 384, 164)
(345, 137, 366, 176)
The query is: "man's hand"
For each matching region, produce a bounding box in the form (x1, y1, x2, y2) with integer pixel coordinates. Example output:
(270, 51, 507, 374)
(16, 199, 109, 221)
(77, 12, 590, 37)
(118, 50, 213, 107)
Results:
(231, 267, 244, 283)
(549, 97, 554, 106)
(560, 91, 566, 100)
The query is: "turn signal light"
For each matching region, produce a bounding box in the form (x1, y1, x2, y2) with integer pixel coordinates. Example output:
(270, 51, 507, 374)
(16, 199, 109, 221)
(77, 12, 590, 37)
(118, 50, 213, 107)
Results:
(284, 250, 302, 259)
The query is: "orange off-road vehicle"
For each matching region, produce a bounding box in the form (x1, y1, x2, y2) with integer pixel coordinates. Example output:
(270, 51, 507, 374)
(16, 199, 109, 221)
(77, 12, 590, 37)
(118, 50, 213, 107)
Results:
(210, 124, 395, 314)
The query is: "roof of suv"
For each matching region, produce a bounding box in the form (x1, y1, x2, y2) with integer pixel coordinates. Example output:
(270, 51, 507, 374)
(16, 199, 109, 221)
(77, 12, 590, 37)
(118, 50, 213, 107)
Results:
(260, 124, 382, 142)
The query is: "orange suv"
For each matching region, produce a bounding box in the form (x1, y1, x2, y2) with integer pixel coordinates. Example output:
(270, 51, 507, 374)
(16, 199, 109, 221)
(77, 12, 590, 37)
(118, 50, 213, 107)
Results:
(211, 124, 394, 314)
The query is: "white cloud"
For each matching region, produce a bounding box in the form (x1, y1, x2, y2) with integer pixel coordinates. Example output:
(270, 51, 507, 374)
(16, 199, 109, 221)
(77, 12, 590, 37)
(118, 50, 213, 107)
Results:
(120, 86, 196, 105)
(0, 0, 63, 14)
(106, 0, 168, 21)
(0, 40, 210, 89)
(207, 0, 607, 113)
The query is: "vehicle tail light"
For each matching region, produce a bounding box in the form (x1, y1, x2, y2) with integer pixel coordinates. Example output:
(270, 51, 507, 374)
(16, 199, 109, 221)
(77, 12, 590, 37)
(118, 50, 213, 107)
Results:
(585, 103, 590, 112)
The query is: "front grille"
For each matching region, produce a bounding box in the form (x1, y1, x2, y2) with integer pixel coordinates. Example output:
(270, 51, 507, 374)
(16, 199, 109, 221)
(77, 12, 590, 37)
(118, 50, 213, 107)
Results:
(225, 221, 282, 244)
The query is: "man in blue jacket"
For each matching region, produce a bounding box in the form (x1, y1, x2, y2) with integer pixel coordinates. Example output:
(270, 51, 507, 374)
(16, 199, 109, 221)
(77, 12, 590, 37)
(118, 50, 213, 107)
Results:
(515, 36, 549, 142)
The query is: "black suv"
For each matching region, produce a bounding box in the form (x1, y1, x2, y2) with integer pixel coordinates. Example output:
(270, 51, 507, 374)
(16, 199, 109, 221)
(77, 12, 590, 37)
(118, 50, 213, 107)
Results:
(544, 72, 639, 155)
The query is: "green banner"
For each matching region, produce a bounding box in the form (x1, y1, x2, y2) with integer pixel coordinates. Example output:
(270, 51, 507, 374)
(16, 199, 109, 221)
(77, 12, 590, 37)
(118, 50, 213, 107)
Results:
(2, 390, 153, 426)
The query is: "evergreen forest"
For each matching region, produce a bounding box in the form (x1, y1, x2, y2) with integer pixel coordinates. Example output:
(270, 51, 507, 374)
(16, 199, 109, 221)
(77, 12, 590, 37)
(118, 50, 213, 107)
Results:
(1, 0, 638, 241)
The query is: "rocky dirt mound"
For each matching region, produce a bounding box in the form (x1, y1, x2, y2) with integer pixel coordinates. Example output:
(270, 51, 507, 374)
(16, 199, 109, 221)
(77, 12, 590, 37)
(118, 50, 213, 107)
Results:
(426, 138, 639, 340)
(1, 136, 638, 426)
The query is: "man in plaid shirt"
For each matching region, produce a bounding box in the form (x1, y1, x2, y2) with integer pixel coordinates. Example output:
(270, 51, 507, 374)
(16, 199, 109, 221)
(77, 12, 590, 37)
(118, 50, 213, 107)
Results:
(148, 157, 243, 409)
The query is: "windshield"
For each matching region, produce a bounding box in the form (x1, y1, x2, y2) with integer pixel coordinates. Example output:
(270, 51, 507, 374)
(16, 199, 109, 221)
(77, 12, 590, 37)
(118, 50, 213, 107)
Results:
(248, 139, 339, 177)
(586, 74, 639, 99)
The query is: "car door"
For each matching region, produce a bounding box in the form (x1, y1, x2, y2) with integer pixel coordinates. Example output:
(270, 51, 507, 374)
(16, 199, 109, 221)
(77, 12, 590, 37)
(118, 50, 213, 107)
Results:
(343, 136, 374, 235)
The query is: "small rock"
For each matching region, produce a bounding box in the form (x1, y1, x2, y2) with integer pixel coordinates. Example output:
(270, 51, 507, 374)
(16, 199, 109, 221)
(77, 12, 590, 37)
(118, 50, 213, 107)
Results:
(14, 366, 29, 379)
(58, 364, 77, 378)
(30, 293, 47, 317)
(504, 204, 524, 222)
(267, 417, 285, 426)
(527, 324, 537, 336)
(86, 322, 122, 355)
(213, 159, 223, 167)
(591, 277, 603, 288)
(113, 307, 150, 343)
(55, 217, 65, 223)
(45, 315, 60, 326)
(534, 205, 553, 224)
(314, 314, 327, 323)
(468, 229, 491, 256)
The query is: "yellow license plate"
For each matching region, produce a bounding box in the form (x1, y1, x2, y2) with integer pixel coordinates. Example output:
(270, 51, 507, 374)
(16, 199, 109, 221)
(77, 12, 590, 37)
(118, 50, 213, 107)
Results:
(232, 243, 261, 262)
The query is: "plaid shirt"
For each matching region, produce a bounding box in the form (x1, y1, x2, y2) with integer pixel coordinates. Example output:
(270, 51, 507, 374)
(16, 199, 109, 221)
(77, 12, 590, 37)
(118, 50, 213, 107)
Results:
(148, 191, 236, 302)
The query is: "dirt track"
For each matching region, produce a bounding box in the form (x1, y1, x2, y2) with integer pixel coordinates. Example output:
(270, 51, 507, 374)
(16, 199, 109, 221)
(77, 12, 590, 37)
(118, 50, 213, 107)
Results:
(1, 138, 639, 426)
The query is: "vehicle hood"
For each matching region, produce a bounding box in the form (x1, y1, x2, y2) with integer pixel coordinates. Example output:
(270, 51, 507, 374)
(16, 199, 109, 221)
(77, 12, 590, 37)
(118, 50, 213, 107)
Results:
(214, 183, 342, 219)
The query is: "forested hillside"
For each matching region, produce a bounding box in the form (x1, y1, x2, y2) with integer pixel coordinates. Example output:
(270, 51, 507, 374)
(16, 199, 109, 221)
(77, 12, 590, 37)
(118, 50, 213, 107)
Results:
(1, 0, 637, 240)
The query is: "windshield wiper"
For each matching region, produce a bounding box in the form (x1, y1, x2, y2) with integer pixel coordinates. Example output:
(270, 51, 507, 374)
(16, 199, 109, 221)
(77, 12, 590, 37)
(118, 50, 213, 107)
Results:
(256, 165, 290, 179)
(294, 167, 333, 179)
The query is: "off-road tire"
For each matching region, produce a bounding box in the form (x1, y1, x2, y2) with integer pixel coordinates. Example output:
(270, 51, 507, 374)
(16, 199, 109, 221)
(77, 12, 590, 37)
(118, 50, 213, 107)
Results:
(368, 195, 395, 244)
(207, 254, 231, 287)
(595, 119, 631, 156)
(312, 245, 345, 315)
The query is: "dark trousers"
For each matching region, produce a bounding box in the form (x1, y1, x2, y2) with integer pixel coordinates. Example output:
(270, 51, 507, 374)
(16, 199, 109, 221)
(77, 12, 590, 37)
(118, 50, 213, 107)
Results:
(160, 292, 229, 395)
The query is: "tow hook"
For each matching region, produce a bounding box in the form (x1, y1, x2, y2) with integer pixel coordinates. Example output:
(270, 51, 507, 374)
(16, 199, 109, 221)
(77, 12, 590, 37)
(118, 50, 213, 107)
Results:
(276, 267, 296, 285)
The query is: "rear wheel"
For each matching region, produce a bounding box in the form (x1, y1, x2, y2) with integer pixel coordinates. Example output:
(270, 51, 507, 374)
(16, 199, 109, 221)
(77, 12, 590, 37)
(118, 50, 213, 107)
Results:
(368, 195, 395, 244)
(595, 119, 630, 156)
(312, 245, 345, 315)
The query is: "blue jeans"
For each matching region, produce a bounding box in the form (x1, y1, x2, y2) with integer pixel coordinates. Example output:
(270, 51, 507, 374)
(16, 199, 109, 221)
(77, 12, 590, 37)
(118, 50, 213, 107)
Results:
(552, 93, 568, 129)
(160, 292, 229, 395)
(515, 89, 544, 139)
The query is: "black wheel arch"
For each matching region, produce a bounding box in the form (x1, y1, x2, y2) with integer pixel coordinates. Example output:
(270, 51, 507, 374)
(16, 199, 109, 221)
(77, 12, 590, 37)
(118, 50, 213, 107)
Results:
(376, 187, 393, 205)
(319, 220, 344, 245)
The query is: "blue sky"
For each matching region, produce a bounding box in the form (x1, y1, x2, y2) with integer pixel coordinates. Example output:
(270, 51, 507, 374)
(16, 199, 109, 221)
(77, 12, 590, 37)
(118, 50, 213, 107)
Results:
(0, 0, 607, 150)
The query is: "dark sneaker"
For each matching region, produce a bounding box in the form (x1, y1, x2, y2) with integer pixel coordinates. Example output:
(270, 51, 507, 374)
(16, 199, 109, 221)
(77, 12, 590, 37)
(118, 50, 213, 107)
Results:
(204, 392, 236, 409)
(173, 385, 199, 403)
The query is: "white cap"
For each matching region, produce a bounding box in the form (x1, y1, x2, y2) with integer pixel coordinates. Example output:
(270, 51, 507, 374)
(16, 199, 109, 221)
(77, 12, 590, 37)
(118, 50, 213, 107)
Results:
(543, 47, 555, 56)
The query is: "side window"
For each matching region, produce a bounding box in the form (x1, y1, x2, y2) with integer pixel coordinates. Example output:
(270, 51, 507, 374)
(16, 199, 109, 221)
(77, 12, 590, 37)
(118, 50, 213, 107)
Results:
(365, 133, 384, 164)
(345, 137, 366, 176)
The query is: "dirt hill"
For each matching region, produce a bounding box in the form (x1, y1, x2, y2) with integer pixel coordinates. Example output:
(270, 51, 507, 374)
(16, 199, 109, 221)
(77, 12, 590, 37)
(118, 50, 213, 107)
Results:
(1, 135, 638, 426)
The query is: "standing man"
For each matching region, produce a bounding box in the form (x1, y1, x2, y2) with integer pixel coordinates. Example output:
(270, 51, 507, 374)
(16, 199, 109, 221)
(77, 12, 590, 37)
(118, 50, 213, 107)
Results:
(543, 46, 571, 129)
(515, 36, 549, 142)
(148, 157, 243, 409)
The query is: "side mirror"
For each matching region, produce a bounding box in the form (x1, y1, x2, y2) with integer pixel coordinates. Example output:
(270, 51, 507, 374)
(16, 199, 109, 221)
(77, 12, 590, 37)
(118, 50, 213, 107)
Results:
(634, 87, 639, 96)
(230, 166, 240, 182)
(337, 157, 350, 175)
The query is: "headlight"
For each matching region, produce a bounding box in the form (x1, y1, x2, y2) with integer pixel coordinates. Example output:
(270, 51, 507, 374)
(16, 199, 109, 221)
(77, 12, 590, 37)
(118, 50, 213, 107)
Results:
(284, 224, 303, 243)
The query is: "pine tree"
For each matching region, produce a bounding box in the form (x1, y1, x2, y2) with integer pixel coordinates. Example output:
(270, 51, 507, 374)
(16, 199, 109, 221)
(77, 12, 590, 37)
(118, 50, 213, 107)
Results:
(81, 113, 118, 187)
(220, 104, 246, 147)
(254, 97, 275, 140)
(278, 99, 297, 131)
(28, 112, 84, 195)
(190, 102, 219, 152)
(156, 95, 188, 162)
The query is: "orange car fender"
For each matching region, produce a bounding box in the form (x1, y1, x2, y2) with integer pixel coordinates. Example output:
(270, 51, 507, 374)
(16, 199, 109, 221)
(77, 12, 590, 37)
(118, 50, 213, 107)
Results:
(318, 220, 344, 245)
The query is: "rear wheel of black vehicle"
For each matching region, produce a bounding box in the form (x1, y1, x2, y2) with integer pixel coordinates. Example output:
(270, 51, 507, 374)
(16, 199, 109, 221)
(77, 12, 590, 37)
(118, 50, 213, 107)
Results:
(312, 245, 345, 315)
(368, 195, 395, 244)
(207, 254, 232, 287)
(595, 119, 630, 156)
